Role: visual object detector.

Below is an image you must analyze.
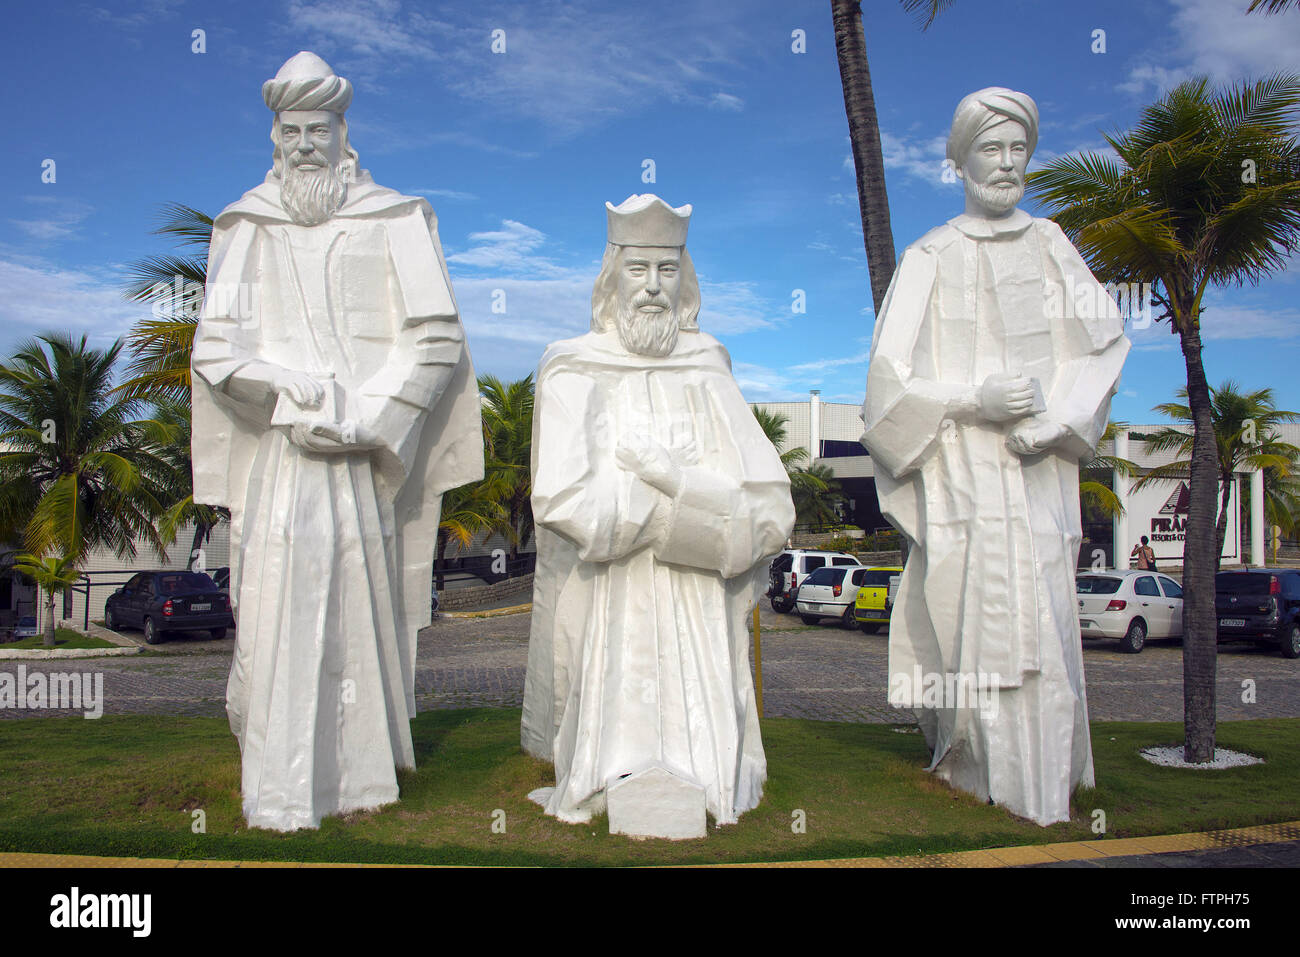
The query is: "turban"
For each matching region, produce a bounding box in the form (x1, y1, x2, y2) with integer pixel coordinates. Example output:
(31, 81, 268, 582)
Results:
(946, 87, 1038, 166)
(262, 51, 352, 114)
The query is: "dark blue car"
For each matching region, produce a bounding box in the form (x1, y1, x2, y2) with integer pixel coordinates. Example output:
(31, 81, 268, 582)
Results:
(104, 571, 234, 645)
(1215, 568, 1300, 658)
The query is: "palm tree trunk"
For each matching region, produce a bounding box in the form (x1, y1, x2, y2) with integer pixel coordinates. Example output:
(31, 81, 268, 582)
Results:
(187, 521, 209, 571)
(1214, 476, 1233, 574)
(43, 594, 56, 647)
(1179, 325, 1219, 763)
(831, 0, 897, 315)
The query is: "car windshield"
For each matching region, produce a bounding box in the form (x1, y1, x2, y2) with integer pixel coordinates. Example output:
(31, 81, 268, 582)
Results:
(806, 567, 846, 586)
(157, 573, 217, 594)
(1076, 576, 1121, 595)
(1216, 573, 1273, 596)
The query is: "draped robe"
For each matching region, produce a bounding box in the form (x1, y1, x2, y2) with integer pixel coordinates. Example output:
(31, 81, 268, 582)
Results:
(190, 172, 482, 831)
(521, 330, 794, 825)
(861, 209, 1129, 825)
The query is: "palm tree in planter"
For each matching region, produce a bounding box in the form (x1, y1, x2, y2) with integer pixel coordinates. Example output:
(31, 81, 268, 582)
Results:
(13, 552, 80, 647)
(1027, 74, 1300, 762)
(1080, 422, 1139, 523)
(1135, 382, 1299, 572)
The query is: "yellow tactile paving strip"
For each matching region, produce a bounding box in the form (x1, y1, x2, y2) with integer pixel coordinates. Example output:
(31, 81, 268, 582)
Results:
(440, 603, 532, 619)
(2, 820, 1297, 869)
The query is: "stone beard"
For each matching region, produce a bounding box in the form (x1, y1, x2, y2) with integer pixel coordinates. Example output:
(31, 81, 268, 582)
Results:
(966, 175, 1024, 216)
(280, 154, 348, 226)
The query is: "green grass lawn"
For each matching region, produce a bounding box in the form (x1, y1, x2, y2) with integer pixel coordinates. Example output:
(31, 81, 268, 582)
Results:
(3, 628, 116, 650)
(0, 710, 1295, 866)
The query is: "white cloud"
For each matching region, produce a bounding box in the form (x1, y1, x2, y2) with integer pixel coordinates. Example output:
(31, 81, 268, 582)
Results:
(788, 351, 871, 375)
(0, 256, 150, 349)
(445, 220, 573, 277)
(878, 130, 953, 187)
(9, 196, 95, 242)
(697, 279, 783, 335)
(1118, 0, 1300, 97)
(409, 188, 478, 202)
(282, 0, 752, 135)
(708, 92, 745, 112)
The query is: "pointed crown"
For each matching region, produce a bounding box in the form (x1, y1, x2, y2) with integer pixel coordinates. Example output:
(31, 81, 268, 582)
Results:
(605, 194, 691, 248)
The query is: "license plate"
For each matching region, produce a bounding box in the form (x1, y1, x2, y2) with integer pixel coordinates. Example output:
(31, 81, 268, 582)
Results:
(191, 603, 211, 612)
(1219, 618, 1245, 627)
(1080, 619, 1095, 628)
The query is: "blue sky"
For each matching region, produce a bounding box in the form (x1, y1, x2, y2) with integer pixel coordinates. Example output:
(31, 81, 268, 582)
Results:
(2, 0, 1298, 422)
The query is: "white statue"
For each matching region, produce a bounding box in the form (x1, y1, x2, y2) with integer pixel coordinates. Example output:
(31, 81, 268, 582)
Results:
(860, 89, 1130, 826)
(190, 52, 483, 831)
(522, 195, 794, 839)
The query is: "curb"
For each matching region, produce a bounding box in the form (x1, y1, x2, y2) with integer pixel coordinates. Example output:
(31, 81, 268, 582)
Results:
(0, 647, 141, 660)
(3, 819, 1297, 870)
(439, 603, 532, 619)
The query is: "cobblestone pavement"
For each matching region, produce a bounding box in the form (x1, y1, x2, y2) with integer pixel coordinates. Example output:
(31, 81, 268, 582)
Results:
(3, 604, 1298, 721)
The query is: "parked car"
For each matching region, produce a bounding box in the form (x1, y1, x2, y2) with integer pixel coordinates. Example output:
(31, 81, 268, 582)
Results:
(767, 549, 861, 612)
(795, 565, 877, 627)
(13, 616, 38, 639)
(853, 566, 902, 633)
(1215, 568, 1300, 658)
(1076, 570, 1184, 653)
(104, 570, 234, 644)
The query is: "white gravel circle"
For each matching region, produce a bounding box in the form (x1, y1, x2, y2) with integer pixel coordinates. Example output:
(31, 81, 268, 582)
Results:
(1139, 746, 1264, 769)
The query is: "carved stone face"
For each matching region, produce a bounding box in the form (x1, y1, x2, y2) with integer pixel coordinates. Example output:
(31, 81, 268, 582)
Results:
(276, 110, 342, 171)
(959, 118, 1029, 216)
(614, 246, 682, 357)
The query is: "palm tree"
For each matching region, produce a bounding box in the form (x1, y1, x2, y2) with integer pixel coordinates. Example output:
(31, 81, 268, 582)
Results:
(751, 406, 809, 472)
(119, 204, 212, 404)
(1136, 382, 1299, 572)
(148, 396, 229, 569)
(1080, 421, 1139, 520)
(792, 463, 847, 528)
(1027, 74, 1300, 761)
(0, 334, 172, 564)
(435, 471, 512, 591)
(13, 552, 80, 647)
(832, 0, 955, 313)
(479, 373, 534, 561)
(1247, 1, 1299, 13)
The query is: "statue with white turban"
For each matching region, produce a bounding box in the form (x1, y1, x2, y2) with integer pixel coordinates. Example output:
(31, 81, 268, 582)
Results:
(522, 195, 794, 839)
(190, 52, 483, 830)
(860, 88, 1130, 825)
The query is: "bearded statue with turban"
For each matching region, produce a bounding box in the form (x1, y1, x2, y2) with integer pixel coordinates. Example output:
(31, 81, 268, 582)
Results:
(190, 52, 483, 831)
(860, 88, 1130, 826)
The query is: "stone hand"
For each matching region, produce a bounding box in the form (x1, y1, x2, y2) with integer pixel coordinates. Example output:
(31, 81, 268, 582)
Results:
(978, 373, 1036, 422)
(1006, 419, 1068, 456)
(615, 434, 682, 497)
(288, 419, 380, 453)
(273, 369, 326, 408)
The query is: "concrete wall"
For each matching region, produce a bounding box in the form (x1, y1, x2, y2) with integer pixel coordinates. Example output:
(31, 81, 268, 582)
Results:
(438, 573, 534, 611)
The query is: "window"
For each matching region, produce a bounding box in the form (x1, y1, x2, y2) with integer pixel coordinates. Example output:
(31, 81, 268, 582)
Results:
(802, 557, 826, 573)
(1159, 578, 1183, 599)
(805, 567, 846, 586)
(1076, 576, 1121, 595)
(832, 557, 859, 566)
(1134, 576, 1160, 597)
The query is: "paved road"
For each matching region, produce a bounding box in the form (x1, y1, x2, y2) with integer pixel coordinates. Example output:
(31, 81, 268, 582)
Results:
(3, 604, 1298, 722)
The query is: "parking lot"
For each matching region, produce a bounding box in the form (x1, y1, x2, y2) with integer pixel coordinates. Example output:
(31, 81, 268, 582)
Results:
(3, 604, 1298, 723)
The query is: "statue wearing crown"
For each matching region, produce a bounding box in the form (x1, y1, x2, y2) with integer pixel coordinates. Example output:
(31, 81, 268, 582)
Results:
(190, 52, 483, 831)
(521, 195, 794, 839)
